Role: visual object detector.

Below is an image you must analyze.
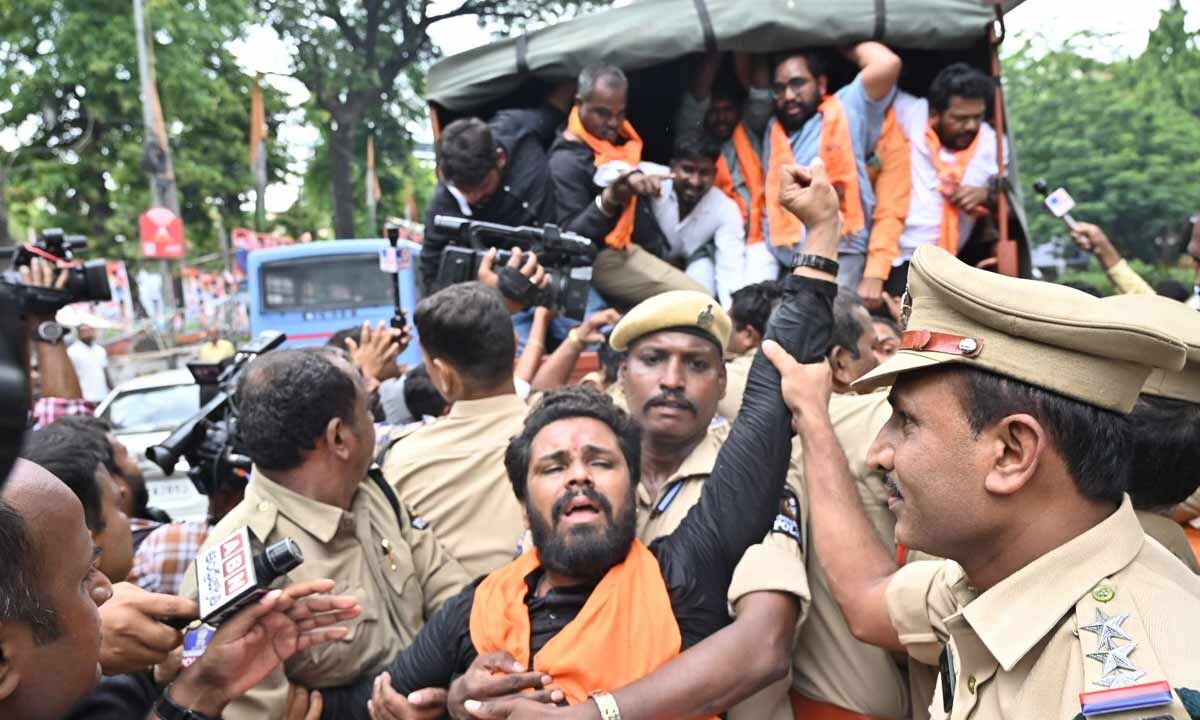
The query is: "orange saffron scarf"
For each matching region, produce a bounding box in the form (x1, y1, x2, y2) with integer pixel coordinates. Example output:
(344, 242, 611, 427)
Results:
(865, 108, 913, 280)
(470, 540, 710, 712)
(567, 106, 643, 250)
(714, 122, 766, 244)
(924, 123, 981, 254)
(764, 95, 865, 247)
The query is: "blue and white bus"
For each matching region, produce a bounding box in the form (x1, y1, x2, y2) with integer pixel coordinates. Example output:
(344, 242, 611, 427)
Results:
(246, 238, 423, 366)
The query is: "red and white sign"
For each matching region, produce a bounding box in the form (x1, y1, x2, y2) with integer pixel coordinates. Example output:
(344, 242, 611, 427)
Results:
(196, 527, 258, 619)
(231, 227, 298, 252)
(139, 207, 186, 259)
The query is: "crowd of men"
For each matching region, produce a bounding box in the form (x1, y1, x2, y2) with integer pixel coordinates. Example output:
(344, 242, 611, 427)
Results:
(4, 40, 1200, 720)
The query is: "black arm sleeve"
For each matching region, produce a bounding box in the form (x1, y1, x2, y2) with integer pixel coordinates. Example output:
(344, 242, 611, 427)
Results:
(420, 188, 464, 294)
(661, 275, 836, 593)
(319, 584, 479, 720)
(547, 142, 619, 245)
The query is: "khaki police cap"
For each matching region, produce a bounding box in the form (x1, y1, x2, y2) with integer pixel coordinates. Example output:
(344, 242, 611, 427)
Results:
(853, 246, 1187, 413)
(1099, 293, 1200, 404)
(609, 290, 731, 352)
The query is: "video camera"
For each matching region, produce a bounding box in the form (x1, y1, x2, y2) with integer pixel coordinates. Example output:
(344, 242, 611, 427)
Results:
(433, 216, 597, 320)
(146, 331, 286, 497)
(0, 229, 112, 485)
(0, 228, 112, 316)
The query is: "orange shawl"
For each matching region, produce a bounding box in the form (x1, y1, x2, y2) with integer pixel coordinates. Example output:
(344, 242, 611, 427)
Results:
(568, 106, 643, 250)
(714, 122, 766, 244)
(924, 123, 981, 254)
(470, 540, 708, 712)
(865, 108, 913, 280)
(765, 95, 865, 247)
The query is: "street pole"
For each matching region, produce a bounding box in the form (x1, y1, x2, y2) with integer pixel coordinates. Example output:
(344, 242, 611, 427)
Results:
(133, 0, 179, 325)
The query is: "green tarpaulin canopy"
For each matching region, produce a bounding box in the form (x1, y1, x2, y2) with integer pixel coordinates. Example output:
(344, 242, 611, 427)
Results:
(428, 0, 1026, 111)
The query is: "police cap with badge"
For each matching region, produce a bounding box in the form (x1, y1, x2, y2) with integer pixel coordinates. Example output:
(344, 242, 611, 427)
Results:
(609, 290, 732, 353)
(853, 246, 1187, 413)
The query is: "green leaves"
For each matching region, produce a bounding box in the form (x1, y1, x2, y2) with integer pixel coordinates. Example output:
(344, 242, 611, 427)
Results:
(1007, 3, 1200, 264)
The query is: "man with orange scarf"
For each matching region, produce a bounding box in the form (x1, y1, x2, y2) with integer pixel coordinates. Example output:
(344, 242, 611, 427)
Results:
(674, 51, 781, 292)
(761, 44, 902, 291)
(548, 65, 708, 309)
(317, 160, 844, 720)
(864, 64, 1002, 303)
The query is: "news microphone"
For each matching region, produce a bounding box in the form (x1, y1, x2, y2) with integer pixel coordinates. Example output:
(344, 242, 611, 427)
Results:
(173, 527, 303, 630)
(1033, 179, 1080, 231)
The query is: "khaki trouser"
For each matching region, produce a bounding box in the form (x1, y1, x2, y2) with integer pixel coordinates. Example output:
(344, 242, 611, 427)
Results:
(592, 244, 708, 309)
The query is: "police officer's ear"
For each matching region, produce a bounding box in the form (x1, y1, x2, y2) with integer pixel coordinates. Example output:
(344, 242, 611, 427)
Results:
(828, 345, 858, 389)
(0, 623, 28, 703)
(426, 358, 463, 403)
(980, 413, 1047, 498)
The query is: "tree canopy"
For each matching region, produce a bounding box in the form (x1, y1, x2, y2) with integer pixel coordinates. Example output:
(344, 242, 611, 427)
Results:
(1006, 0, 1200, 263)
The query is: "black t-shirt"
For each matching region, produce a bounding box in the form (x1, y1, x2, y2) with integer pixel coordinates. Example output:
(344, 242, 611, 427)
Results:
(546, 137, 668, 259)
(320, 276, 836, 719)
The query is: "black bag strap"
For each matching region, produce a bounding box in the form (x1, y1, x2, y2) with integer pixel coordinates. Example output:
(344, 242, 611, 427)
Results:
(369, 466, 404, 528)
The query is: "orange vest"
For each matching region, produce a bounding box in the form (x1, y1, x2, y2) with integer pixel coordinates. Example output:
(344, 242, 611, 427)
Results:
(764, 95, 865, 247)
(714, 123, 766, 244)
(470, 540, 714, 714)
(567, 106, 643, 250)
(924, 122, 982, 254)
(865, 108, 913, 281)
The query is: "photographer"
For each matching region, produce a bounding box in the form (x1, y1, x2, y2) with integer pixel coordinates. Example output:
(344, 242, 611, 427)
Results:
(420, 90, 571, 294)
(180, 347, 469, 720)
(19, 256, 95, 428)
(0, 458, 360, 720)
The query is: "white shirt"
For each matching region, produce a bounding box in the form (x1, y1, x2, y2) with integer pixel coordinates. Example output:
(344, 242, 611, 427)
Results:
(68, 340, 110, 403)
(652, 180, 777, 306)
(892, 92, 1003, 264)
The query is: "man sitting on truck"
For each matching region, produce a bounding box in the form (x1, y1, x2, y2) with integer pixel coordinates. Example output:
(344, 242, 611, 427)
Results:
(548, 64, 708, 309)
(761, 43, 902, 290)
(420, 87, 571, 295)
(650, 133, 774, 306)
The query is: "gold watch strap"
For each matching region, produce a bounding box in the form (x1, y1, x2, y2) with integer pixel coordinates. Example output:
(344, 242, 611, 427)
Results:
(589, 691, 621, 720)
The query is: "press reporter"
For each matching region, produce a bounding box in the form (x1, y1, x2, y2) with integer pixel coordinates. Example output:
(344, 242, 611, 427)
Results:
(0, 458, 359, 720)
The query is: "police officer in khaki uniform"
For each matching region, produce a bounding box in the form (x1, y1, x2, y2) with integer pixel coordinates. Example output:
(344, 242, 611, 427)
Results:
(1101, 293, 1200, 573)
(769, 245, 1200, 720)
(382, 283, 530, 578)
(181, 348, 469, 720)
(786, 289, 912, 720)
(609, 290, 811, 720)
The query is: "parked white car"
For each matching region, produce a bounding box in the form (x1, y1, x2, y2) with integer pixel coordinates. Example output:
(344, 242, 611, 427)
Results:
(95, 368, 208, 522)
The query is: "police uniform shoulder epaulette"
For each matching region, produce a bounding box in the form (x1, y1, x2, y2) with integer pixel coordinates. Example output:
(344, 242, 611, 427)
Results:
(1073, 578, 1192, 718)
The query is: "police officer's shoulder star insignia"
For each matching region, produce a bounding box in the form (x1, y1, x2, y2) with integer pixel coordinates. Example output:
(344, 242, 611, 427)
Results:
(697, 304, 714, 330)
(1092, 670, 1146, 689)
(1080, 608, 1132, 650)
(1087, 641, 1138, 676)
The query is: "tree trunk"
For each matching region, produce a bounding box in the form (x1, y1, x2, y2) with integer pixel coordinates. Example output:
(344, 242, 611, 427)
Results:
(329, 114, 360, 239)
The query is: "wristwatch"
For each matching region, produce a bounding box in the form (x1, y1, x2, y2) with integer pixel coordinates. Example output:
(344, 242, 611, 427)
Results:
(589, 691, 622, 720)
(153, 685, 223, 720)
(790, 253, 840, 276)
(34, 320, 66, 345)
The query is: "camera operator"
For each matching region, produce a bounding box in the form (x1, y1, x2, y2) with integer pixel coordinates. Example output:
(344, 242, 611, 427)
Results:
(0, 458, 360, 720)
(18, 256, 96, 428)
(179, 347, 469, 720)
(420, 88, 572, 295)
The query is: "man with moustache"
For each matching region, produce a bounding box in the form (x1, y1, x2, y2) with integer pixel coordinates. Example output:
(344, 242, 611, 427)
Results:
(549, 64, 707, 308)
(770, 245, 1200, 719)
(319, 159, 842, 720)
(863, 63, 1002, 302)
(762, 43, 902, 290)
